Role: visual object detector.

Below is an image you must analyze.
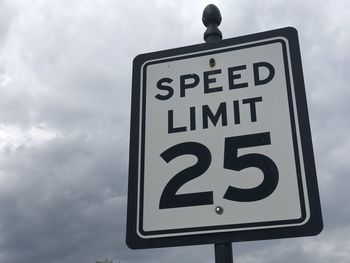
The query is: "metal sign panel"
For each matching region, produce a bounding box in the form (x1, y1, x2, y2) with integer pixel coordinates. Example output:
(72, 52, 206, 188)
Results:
(126, 27, 322, 249)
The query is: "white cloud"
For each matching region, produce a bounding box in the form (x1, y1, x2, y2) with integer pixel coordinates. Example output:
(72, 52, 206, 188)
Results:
(0, 124, 60, 152)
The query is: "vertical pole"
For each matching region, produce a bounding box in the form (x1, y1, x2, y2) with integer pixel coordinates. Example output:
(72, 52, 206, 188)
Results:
(202, 5, 233, 263)
(215, 243, 233, 263)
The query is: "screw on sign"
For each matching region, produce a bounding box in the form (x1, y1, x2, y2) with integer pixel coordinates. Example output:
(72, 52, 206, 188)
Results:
(126, 3, 322, 256)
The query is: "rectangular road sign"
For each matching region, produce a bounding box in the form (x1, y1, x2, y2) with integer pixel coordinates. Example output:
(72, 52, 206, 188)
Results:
(126, 27, 322, 249)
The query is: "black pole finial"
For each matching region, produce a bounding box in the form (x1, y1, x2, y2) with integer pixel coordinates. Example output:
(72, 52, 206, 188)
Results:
(202, 4, 222, 43)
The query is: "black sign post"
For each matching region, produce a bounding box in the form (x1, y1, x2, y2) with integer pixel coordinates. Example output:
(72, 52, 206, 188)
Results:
(203, 4, 233, 263)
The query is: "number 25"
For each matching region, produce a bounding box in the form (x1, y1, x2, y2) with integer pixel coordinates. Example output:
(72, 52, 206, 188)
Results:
(159, 132, 279, 209)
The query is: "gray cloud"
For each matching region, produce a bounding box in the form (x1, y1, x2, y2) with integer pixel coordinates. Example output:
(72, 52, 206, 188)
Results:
(0, 0, 15, 48)
(0, 131, 128, 262)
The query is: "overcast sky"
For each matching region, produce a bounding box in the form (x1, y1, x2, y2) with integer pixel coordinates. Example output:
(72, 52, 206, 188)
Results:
(0, 0, 349, 262)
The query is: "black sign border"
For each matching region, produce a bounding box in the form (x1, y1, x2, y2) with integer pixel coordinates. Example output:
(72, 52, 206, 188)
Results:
(127, 27, 323, 249)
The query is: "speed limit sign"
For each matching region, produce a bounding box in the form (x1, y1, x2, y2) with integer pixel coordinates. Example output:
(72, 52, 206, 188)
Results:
(126, 27, 322, 249)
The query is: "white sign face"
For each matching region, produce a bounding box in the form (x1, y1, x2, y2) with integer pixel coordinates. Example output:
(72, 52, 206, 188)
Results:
(127, 27, 322, 249)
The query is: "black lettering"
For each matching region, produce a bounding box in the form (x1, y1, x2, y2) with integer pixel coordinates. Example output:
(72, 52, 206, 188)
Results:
(242, 97, 263, 122)
(180, 74, 200, 97)
(168, 110, 187, 133)
(204, 69, 223, 94)
(233, 100, 240, 124)
(202, 103, 228, 129)
(228, 65, 248, 90)
(190, 107, 196, 131)
(155, 77, 174, 100)
(253, 62, 275, 86)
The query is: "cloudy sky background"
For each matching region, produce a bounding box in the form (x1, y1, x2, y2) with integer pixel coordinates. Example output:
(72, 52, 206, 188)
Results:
(0, 0, 349, 262)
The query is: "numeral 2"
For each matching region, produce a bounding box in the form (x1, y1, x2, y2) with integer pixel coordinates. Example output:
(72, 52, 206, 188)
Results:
(159, 142, 213, 209)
